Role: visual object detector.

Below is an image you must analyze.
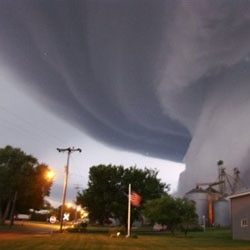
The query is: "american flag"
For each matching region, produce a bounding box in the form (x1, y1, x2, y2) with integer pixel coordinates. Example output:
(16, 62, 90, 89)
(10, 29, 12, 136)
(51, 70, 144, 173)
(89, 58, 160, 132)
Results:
(130, 191, 142, 207)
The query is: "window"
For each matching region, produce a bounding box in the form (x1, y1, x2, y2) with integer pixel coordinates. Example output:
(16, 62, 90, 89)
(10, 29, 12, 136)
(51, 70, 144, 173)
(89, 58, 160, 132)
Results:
(241, 219, 248, 227)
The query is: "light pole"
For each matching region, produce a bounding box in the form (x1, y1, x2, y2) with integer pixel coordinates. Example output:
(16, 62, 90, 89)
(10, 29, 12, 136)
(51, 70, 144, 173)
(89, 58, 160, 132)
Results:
(57, 147, 82, 232)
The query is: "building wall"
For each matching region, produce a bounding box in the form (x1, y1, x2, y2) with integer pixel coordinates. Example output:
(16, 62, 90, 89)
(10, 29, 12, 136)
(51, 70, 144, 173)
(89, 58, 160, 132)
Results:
(231, 194, 250, 240)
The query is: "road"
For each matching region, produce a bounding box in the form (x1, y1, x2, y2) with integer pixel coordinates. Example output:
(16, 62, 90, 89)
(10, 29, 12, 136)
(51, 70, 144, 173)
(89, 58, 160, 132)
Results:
(0, 220, 72, 238)
(14, 220, 61, 233)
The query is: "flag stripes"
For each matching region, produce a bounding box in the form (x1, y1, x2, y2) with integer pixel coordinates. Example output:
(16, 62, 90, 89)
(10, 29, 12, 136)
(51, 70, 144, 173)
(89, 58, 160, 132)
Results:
(130, 191, 142, 207)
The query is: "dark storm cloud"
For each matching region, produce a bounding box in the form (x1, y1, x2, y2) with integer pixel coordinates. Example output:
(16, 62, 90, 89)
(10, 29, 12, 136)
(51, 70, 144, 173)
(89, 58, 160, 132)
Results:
(0, 0, 190, 161)
(1, 0, 250, 192)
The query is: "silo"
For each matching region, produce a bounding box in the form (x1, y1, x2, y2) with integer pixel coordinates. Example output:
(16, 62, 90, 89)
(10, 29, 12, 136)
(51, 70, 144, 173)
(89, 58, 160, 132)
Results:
(213, 198, 231, 227)
(185, 187, 209, 225)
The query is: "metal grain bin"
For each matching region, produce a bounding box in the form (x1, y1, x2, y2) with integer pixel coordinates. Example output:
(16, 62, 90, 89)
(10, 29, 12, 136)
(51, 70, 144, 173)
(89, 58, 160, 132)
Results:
(213, 198, 230, 227)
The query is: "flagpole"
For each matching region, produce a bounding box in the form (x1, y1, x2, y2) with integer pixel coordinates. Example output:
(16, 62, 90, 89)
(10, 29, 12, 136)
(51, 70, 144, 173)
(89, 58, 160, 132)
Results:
(127, 183, 131, 237)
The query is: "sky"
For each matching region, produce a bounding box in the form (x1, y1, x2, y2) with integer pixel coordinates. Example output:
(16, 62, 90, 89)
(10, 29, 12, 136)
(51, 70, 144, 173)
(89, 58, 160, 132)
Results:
(1, 0, 250, 205)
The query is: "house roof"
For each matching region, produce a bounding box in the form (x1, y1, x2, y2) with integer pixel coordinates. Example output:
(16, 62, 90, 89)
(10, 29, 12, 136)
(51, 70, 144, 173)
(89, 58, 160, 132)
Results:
(228, 189, 250, 199)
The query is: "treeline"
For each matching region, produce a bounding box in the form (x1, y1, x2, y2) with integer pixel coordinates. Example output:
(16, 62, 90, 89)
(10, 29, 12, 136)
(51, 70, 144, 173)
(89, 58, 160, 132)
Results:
(0, 145, 53, 225)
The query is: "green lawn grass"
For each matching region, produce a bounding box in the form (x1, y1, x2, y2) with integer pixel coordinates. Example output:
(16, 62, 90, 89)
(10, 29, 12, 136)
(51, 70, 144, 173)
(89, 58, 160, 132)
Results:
(0, 225, 250, 250)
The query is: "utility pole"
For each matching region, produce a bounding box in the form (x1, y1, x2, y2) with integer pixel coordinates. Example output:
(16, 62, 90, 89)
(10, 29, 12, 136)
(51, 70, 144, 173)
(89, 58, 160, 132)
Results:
(57, 147, 82, 232)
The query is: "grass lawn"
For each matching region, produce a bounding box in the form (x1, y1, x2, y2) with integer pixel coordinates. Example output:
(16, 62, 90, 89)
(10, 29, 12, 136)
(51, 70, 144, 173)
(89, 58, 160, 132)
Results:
(0, 224, 250, 250)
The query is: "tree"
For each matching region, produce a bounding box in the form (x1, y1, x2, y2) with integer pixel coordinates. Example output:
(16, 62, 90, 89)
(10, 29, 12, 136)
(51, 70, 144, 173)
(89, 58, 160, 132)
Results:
(76, 164, 169, 227)
(0, 145, 54, 224)
(144, 195, 198, 235)
(175, 198, 198, 236)
(143, 195, 178, 233)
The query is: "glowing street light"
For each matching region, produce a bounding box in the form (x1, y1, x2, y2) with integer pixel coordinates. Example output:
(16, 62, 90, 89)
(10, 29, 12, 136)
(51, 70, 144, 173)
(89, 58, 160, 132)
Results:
(67, 202, 72, 209)
(46, 170, 56, 180)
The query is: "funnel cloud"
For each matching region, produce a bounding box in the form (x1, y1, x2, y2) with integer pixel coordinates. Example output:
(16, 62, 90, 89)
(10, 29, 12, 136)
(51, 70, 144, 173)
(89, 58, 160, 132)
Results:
(1, 0, 250, 194)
